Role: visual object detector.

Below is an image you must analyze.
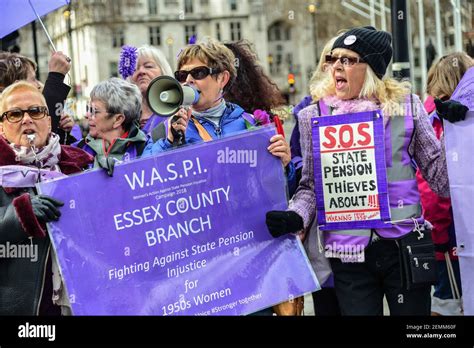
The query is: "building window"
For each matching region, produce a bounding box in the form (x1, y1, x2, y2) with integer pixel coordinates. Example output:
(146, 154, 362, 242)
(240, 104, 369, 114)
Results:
(230, 22, 241, 41)
(449, 34, 455, 46)
(164, 0, 178, 6)
(286, 53, 293, 68)
(216, 22, 221, 41)
(185, 0, 193, 13)
(229, 0, 238, 11)
(110, 62, 118, 78)
(112, 29, 125, 48)
(276, 44, 283, 66)
(268, 21, 290, 42)
(185, 25, 196, 44)
(149, 27, 161, 46)
(148, 0, 158, 14)
(275, 27, 281, 41)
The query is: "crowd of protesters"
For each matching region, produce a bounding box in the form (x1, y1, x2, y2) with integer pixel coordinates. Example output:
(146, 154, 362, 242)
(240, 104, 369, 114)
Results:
(1, 25, 472, 316)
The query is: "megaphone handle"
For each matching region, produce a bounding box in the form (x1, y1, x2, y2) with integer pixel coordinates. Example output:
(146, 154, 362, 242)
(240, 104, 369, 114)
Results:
(174, 130, 185, 146)
(170, 115, 185, 147)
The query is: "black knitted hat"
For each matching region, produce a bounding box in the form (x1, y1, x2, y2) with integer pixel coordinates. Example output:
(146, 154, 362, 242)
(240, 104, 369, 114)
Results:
(332, 26, 393, 78)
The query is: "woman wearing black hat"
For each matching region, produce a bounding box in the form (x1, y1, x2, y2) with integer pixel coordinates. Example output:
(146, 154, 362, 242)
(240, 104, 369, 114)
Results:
(266, 26, 449, 315)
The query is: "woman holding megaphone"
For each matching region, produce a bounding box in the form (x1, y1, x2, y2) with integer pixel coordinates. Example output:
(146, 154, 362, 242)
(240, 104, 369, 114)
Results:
(142, 37, 292, 173)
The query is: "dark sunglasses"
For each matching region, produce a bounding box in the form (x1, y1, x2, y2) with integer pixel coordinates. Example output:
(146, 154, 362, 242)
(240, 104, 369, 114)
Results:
(1, 106, 48, 123)
(174, 66, 221, 83)
(325, 55, 365, 66)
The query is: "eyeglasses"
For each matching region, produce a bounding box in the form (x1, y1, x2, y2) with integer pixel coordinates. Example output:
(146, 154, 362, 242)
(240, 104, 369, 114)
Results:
(86, 104, 108, 117)
(174, 66, 221, 83)
(1, 106, 48, 123)
(325, 55, 365, 67)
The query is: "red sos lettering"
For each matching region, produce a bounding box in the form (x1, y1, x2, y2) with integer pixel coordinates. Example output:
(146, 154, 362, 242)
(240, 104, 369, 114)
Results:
(321, 123, 372, 149)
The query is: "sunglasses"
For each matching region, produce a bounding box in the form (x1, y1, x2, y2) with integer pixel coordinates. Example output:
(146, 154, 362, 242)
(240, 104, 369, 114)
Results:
(1, 106, 48, 123)
(325, 55, 365, 66)
(174, 66, 221, 83)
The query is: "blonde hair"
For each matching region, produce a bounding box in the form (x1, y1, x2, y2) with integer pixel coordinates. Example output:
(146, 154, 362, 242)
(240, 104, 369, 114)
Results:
(311, 49, 411, 115)
(309, 35, 341, 99)
(136, 45, 173, 77)
(427, 52, 474, 98)
(177, 37, 237, 90)
(0, 81, 47, 117)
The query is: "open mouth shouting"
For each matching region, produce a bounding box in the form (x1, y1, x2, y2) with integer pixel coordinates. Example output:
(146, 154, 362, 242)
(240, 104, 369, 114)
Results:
(335, 76, 348, 91)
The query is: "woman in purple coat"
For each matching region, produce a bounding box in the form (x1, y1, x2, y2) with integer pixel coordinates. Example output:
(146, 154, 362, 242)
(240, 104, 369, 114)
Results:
(266, 26, 449, 315)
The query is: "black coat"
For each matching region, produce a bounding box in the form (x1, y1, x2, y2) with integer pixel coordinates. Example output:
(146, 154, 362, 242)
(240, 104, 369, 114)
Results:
(0, 138, 93, 315)
(42, 72, 76, 145)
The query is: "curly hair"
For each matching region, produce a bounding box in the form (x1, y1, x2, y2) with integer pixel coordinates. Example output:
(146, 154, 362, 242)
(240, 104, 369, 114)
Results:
(224, 40, 285, 114)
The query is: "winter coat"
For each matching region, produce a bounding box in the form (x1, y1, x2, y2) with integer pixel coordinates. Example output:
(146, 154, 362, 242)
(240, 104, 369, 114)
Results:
(0, 137, 93, 315)
(74, 122, 147, 169)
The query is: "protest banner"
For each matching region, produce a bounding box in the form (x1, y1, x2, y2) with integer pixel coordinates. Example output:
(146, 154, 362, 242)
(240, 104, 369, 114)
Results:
(311, 111, 390, 230)
(37, 127, 319, 315)
(444, 67, 474, 315)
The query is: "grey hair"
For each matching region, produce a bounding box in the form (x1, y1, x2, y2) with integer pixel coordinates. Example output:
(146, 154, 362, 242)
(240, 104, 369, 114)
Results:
(136, 45, 173, 77)
(90, 77, 142, 130)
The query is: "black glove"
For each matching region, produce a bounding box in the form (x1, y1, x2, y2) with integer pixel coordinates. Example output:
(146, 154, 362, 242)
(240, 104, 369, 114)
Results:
(30, 194, 64, 223)
(266, 210, 304, 238)
(98, 156, 118, 177)
(434, 242, 451, 253)
(170, 115, 186, 147)
(434, 98, 468, 123)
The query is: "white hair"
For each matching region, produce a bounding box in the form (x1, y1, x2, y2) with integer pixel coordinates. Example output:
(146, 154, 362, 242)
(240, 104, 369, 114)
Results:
(90, 78, 142, 130)
(136, 45, 173, 77)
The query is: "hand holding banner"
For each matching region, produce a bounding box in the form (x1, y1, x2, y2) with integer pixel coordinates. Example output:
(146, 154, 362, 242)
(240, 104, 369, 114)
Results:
(38, 127, 319, 315)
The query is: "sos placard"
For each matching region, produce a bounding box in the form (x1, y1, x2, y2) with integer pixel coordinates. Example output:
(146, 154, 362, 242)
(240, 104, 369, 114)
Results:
(311, 110, 391, 230)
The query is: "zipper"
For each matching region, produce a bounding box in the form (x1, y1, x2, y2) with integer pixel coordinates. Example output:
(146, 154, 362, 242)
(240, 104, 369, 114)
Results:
(36, 243, 50, 315)
(216, 103, 228, 138)
(198, 118, 223, 138)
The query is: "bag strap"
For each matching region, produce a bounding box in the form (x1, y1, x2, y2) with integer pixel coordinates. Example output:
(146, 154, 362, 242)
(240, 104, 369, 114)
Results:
(191, 117, 213, 142)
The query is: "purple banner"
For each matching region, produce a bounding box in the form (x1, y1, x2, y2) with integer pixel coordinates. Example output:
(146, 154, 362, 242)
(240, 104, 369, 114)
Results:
(37, 127, 319, 315)
(311, 111, 390, 230)
(444, 66, 474, 315)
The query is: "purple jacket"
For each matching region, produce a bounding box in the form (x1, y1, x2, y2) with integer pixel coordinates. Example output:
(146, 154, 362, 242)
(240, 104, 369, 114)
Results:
(289, 94, 449, 231)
